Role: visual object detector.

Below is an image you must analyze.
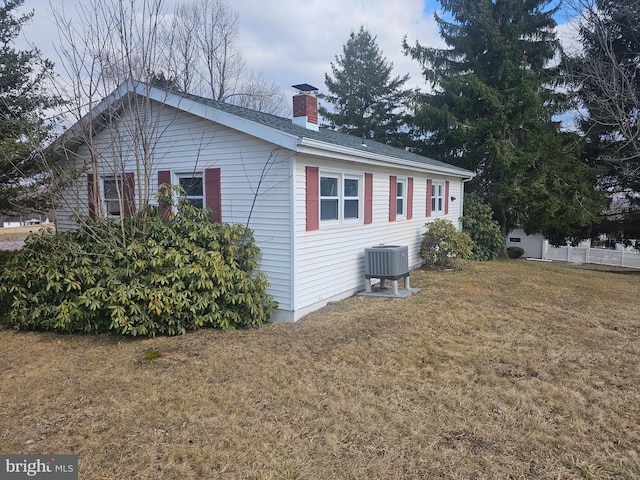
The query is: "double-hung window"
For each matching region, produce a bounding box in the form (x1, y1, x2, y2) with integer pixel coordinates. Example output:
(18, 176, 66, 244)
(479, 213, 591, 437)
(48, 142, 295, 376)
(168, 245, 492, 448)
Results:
(343, 177, 360, 219)
(177, 174, 204, 208)
(320, 173, 362, 224)
(396, 178, 406, 217)
(103, 176, 123, 216)
(431, 180, 445, 214)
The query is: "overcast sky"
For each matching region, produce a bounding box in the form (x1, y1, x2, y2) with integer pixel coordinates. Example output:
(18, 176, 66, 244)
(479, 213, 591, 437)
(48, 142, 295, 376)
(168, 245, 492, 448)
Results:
(17, 0, 577, 115)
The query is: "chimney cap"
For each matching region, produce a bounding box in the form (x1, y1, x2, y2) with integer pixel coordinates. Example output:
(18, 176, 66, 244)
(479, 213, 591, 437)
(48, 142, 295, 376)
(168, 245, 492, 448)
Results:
(292, 83, 318, 93)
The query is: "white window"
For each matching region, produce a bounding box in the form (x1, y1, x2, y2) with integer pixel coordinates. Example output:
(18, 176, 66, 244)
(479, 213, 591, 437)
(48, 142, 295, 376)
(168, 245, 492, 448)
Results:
(343, 177, 360, 219)
(103, 176, 123, 216)
(320, 175, 339, 221)
(396, 178, 406, 217)
(177, 174, 204, 208)
(320, 173, 362, 224)
(431, 181, 445, 214)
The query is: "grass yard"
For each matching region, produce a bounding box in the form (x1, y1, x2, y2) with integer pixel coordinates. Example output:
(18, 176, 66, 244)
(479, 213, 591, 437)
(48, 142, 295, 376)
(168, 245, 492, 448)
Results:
(0, 260, 638, 479)
(0, 225, 55, 242)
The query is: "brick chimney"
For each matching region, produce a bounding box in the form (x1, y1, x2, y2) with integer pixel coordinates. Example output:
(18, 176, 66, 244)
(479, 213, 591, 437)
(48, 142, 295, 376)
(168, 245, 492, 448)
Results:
(292, 83, 319, 131)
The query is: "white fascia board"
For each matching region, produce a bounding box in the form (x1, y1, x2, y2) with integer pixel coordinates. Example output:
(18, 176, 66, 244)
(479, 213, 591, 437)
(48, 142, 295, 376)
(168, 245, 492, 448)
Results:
(58, 82, 135, 146)
(144, 86, 300, 151)
(297, 137, 475, 180)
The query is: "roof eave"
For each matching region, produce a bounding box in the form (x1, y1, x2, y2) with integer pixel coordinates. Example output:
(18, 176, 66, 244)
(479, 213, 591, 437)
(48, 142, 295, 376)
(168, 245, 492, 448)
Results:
(57, 81, 302, 153)
(297, 137, 475, 179)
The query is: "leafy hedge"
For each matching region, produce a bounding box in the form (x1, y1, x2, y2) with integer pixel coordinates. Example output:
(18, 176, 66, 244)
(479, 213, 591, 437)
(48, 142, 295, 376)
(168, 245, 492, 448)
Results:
(507, 246, 525, 259)
(0, 249, 18, 270)
(461, 194, 504, 261)
(0, 203, 276, 336)
(420, 218, 473, 269)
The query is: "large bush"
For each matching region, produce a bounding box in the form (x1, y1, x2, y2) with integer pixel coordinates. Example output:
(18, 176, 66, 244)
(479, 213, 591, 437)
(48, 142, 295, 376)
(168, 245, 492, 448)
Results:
(0, 202, 276, 336)
(420, 218, 473, 269)
(461, 194, 504, 261)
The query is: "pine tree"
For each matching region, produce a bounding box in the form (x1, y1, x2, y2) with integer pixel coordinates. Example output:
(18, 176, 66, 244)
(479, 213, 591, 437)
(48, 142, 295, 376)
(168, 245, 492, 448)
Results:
(404, 0, 604, 242)
(319, 26, 411, 147)
(0, 0, 63, 215)
(574, 0, 640, 243)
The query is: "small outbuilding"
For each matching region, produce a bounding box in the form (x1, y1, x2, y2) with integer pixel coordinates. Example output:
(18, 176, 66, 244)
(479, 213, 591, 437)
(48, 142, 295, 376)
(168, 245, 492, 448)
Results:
(506, 228, 547, 259)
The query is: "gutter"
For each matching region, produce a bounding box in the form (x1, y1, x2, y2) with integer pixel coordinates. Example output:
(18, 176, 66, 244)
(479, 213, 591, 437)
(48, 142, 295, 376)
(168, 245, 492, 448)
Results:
(297, 137, 475, 179)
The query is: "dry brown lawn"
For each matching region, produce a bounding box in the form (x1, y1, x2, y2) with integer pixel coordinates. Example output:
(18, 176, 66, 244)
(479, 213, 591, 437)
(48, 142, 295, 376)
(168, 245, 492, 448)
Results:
(0, 225, 55, 242)
(1, 260, 638, 479)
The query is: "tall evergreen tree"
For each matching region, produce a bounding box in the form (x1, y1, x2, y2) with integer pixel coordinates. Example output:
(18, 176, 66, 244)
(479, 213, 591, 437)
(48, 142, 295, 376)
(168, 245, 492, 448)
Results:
(573, 0, 640, 242)
(0, 0, 62, 215)
(404, 0, 604, 242)
(319, 26, 411, 146)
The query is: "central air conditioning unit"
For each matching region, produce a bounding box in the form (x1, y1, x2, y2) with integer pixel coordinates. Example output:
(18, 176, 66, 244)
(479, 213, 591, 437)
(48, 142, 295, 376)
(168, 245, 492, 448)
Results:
(364, 245, 410, 295)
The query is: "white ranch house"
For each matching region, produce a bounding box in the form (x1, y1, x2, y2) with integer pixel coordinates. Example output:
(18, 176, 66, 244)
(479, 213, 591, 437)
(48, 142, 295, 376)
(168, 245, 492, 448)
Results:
(56, 82, 473, 321)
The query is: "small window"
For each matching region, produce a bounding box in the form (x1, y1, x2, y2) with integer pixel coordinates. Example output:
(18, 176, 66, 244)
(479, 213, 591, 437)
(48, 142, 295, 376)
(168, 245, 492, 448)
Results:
(103, 176, 122, 216)
(396, 179, 405, 216)
(431, 181, 444, 214)
(320, 176, 339, 220)
(320, 173, 362, 224)
(344, 178, 359, 219)
(178, 175, 204, 208)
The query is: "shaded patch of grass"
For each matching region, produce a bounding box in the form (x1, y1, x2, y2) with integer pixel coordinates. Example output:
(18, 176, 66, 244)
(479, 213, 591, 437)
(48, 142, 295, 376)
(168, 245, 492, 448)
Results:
(0, 260, 638, 479)
(142, 350, 161, 361)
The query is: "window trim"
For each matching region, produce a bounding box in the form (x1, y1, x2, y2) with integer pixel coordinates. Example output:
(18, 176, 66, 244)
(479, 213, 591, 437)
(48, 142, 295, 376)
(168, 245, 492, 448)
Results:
(320, 174, 340, 222)
(431, 180, 445, 215)
(102, 175, 123, 217)
(396, 177, 407, 219)
(319, 170, 364, 226)
(175, 172, 204, 209)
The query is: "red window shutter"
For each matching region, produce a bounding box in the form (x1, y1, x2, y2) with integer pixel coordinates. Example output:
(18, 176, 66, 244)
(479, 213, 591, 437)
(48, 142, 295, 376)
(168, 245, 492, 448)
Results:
(407, 177, 414, 220)
(87, 173, 96, 219)
(389, 175, 397, 222)
(364, 173, 373, 225)
(426, 179, 432, 217)
(157, 170, 172, 219)
(306, 166, 319, 231)
(123, 172, 136, 216)
(205, 168, 222, 223)
(445, 180, 450, 215)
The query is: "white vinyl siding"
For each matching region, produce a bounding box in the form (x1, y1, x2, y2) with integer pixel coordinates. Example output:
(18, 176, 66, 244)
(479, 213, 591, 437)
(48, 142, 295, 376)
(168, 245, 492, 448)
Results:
(56, 102, 294, 314)
(148, 107, 293, 312)
(294, 157, 465, 320)
(55, 92, 470, 322)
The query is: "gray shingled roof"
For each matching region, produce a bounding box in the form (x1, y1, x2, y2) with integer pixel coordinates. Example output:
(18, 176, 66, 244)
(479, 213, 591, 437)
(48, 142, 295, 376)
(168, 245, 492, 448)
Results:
(170, 88, 473, 177)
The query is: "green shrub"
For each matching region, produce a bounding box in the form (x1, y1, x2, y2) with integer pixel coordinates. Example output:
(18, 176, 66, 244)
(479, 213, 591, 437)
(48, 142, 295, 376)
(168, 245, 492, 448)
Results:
(0, 201, 276, 336)
(420, 218, 473, 269)
(0, 249, 18, 269)
(461, 194, 503, 261)
(0, 249, 20, 317)
(507, 246, 525, 259)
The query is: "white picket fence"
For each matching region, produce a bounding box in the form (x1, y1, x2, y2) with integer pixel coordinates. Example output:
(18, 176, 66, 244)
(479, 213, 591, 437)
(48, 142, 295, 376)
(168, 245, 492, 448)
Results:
(544, 243, 640, 269)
